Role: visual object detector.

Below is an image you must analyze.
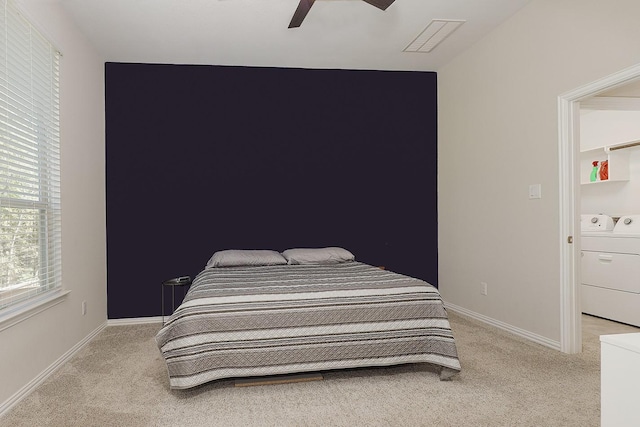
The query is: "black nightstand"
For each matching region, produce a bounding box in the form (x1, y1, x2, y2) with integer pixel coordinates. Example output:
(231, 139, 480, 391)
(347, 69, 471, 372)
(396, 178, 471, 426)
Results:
(162, 276, 192, 325)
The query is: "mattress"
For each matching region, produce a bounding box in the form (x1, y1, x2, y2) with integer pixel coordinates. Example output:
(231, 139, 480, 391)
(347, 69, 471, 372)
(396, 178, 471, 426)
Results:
(156, 261, 461, 389)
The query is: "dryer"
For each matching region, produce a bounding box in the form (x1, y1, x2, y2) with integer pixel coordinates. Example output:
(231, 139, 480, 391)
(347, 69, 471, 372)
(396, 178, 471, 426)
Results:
(581, 214, 640, 327)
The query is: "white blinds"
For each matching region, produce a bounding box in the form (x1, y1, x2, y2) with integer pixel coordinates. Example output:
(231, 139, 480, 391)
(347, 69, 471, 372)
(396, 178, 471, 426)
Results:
(0, 0, 62, 311)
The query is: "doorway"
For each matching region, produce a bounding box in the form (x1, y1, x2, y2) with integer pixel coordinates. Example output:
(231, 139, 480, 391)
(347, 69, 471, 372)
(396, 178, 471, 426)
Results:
(559, 63, 640, 353)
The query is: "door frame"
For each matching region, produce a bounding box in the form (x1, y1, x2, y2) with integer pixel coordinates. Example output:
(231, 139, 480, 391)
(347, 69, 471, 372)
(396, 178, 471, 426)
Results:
(558, 63, 640, 353)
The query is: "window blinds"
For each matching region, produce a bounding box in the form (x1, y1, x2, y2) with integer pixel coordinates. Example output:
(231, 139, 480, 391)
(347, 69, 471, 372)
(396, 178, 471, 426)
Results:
(0, 0, 62, 311)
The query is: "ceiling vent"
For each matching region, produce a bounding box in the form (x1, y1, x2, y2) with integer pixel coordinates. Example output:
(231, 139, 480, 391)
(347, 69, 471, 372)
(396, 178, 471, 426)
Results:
(404, 19, 465, 53)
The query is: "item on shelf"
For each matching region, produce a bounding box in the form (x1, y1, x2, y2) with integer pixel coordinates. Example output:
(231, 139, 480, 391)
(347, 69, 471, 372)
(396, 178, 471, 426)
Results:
(590, 161, 599, 182)
(599, 160, 609, 181)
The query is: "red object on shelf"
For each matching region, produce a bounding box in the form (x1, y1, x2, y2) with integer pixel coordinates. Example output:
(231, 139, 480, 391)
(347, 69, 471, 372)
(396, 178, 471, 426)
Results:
(600, 160, 609, 180)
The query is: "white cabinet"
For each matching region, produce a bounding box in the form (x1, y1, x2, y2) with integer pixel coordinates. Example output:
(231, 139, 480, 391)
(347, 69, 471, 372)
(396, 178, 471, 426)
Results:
(580, 142, 634, 185)
(601, 333, 640, 427)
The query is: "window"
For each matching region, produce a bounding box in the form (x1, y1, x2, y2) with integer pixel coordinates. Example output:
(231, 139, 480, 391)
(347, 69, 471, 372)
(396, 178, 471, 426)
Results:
(0, 0, 62, 312)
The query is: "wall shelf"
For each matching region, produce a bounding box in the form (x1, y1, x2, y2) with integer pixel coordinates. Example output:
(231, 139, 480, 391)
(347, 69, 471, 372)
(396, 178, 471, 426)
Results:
(580, 140, 637, 185)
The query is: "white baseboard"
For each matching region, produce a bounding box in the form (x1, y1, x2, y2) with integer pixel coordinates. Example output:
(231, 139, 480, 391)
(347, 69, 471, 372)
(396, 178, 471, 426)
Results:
(0, 321, 107, 417)
(107, 316, 162, 326)
(445, 302, 561, 351)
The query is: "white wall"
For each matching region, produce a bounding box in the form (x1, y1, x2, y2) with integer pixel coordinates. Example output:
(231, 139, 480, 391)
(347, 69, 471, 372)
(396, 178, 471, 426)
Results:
(0, 0, 106, 407)
(438, 0, 640, 344)
(580, 110, 640, 151)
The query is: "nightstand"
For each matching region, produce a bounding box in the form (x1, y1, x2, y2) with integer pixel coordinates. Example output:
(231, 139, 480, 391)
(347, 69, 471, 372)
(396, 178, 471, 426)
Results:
(162, 276, 192, 325)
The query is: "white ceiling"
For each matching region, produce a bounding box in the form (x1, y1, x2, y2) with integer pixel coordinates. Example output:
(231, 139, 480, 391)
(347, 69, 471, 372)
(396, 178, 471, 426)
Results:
(55, 0, 532, 71)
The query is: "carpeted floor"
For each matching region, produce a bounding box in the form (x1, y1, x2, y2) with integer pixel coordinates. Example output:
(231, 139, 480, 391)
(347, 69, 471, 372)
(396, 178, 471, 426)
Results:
(1, 313, 637, 427)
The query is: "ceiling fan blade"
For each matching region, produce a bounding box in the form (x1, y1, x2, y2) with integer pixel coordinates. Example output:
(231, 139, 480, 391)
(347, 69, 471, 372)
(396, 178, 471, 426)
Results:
(361, 0, 396, 11)
(288, 0, 316, 28)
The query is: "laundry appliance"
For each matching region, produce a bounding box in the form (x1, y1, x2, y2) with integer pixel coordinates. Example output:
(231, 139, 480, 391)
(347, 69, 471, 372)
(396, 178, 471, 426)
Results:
(581, 214, 640, 327)
(580, 214, 615, 233)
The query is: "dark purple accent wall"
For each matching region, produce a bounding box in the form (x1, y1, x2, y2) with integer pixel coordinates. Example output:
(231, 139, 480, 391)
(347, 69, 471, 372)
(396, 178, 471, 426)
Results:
(105, 63, 438, 319)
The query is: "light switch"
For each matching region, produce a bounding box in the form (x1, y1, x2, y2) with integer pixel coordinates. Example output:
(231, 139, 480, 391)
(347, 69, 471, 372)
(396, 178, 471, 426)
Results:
(529, 184, 542, 199)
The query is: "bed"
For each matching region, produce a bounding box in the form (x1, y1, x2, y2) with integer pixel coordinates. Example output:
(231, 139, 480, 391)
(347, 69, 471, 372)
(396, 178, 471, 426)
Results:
(156, 248, 461, 389)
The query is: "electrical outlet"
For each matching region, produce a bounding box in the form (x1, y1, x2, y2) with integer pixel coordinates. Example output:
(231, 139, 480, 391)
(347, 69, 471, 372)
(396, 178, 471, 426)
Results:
(82, 301, 87, 315)
(481, 282, 488, 296)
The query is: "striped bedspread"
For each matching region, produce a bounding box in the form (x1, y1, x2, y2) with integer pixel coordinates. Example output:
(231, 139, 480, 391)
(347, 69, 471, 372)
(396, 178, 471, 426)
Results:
(156, 262, 461, 389)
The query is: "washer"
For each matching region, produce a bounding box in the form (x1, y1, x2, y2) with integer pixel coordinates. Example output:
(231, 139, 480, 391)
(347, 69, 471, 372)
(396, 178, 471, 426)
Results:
(581, 214, 640, 327)
(581, 213, 615, 233)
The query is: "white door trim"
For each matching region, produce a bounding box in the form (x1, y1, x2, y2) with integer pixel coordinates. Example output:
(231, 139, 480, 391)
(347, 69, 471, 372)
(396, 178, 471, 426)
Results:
(558, 63, 640, 353)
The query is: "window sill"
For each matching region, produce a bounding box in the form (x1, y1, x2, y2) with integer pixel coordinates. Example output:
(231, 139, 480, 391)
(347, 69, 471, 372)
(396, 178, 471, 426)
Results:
(0, 290, 71, 333)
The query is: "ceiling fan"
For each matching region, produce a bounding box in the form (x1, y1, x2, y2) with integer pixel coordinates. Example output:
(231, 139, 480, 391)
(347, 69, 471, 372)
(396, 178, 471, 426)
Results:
(288, 0, 396, 28)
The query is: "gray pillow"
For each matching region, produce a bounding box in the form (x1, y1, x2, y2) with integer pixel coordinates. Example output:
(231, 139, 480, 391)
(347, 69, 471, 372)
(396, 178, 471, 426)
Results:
(281, 247, 355, 265)
(205, 249, 287, 268)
